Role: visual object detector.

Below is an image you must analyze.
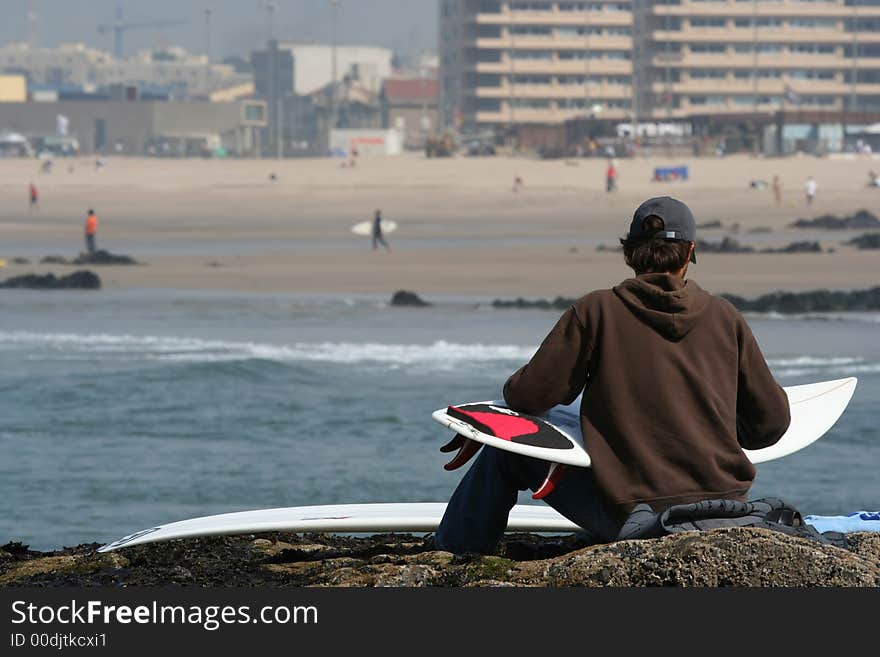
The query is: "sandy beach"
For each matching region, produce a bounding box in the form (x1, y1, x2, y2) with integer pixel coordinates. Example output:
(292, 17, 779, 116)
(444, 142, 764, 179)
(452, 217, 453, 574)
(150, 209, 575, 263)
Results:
(1, 152, 877, 298)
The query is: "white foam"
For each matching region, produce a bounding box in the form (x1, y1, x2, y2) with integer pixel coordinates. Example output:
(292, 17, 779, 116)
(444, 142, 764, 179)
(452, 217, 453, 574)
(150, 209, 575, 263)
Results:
(767, 356, 864, 367)
(0, 332, 535, 367)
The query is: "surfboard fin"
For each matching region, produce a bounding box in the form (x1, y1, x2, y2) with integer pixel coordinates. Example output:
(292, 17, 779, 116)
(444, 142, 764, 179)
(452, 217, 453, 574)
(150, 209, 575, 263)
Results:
(440, 434, 482, 471)
(532, 463, 567, 500)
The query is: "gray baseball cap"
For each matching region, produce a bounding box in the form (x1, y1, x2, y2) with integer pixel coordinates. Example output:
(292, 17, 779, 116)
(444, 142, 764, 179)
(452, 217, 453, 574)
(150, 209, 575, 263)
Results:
(628, 196, 697, 263)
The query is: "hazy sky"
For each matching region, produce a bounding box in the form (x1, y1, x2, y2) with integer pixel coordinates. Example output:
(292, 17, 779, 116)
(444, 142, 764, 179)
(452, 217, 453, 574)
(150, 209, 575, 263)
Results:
(2, 0, 438, 59)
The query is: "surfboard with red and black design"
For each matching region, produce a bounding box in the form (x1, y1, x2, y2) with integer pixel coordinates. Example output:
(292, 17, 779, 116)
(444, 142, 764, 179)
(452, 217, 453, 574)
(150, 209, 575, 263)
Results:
(432, 400, 592, 499)
(435, 402, 592, 468)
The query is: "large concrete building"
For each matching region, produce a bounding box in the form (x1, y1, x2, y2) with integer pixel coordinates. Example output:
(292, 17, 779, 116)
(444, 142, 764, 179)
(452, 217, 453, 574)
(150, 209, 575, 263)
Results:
(648, 0, 880, 119)
(441, 0, 636, 130)
(440, 0, 880, 133)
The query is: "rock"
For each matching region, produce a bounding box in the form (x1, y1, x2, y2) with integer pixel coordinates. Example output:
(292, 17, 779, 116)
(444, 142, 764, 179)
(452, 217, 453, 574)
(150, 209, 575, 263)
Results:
(492, 296, 573, 311)
(790, 209, 880, 230)
(846, 233, 880, 250)
(760, 241, 823, 254)
(0, 270, 101, 289)
(1, 529, 876, 587)
(492, 286, 880, 314)
(391, 290, 431, 307)
(40, 255, 68, 265)
(697, 237, 754, 253)
(10, 257, 30, 264)
(722, 287, 880, 313)
(72, 250, 139, 265)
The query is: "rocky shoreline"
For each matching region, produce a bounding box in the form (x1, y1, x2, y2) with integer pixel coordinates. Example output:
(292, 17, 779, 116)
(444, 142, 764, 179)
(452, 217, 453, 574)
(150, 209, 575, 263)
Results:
(2, 529, 878, 587)
(491, 286, 880, 313)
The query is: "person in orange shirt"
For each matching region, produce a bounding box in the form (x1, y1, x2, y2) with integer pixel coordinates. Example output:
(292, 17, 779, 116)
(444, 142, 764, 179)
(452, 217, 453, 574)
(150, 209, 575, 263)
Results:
(85, 209, 98, 254)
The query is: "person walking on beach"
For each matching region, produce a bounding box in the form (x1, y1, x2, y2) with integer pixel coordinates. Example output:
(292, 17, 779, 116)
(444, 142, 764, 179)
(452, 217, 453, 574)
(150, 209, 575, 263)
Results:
(435, 196, 791, 554)
(84, 209, 98, 255)
(606, 162, 617, 193)
(29, 183, 39, 211)
(372, 209, 391, 252)
(772, 176, 782, 206)
(804, 176, 817, 205)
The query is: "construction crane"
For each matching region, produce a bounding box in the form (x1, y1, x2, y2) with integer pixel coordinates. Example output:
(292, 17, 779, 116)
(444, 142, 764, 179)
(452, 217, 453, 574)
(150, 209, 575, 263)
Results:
(97, 3, 187, 59)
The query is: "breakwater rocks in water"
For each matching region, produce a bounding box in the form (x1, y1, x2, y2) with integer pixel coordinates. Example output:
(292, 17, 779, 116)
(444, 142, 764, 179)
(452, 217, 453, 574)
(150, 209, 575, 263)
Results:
(40, 250, 140, 266)
(493, 287, 880, 313)
(0, 270, 100, 290)
(846, 233, 880, 250)
(1, 529, 878, 587)
(599, 239, 822, 254)
(723, 287, 880, 313)
(696, 238, 823, 254)
(391, 290, 432, 307)
(790, 209, 880, 230)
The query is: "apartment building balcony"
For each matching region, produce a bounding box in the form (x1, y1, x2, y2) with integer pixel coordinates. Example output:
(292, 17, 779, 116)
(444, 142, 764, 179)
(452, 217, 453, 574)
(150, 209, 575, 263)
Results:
(652, 2, 880, 19)
(472, 83, 633, 100)
(663, 79, 851, 95)
(474, 35, 632, 50)
(651, 53, 880, 70)
(473, 11, 633, 28)
(468, 59, 633, 75)
(652, 27, 876, 45)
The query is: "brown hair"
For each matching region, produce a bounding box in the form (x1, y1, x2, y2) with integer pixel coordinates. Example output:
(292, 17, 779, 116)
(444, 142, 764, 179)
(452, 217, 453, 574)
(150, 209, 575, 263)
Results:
(620, 215, 692, 274)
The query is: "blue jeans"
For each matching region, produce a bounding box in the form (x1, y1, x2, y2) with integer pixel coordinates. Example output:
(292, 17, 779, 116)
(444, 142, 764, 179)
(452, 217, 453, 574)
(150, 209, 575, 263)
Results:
(435, 446, 623, 554)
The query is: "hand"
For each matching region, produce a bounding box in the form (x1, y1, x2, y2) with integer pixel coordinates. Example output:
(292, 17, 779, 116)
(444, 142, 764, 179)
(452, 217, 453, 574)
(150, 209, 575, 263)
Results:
(439, 434, 482, 471)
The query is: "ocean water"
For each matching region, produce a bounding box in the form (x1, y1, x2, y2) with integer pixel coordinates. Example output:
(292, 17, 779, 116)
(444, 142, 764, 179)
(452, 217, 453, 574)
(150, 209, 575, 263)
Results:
(1, 289, 878, 551)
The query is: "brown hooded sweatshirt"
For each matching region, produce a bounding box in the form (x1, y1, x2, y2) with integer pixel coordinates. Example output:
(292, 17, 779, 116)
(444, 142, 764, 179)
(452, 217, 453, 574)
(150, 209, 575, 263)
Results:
(503, 273, 791, 515)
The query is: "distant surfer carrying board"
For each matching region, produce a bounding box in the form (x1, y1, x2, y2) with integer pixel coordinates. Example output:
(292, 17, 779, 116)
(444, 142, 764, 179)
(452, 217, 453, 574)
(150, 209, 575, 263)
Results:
(372, 209, 391, 252)
(435, 196, 792, 554)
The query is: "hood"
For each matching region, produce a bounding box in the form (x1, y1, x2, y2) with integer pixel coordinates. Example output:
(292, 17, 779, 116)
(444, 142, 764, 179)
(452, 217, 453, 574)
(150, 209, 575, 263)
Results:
(612, 273, 711, 340)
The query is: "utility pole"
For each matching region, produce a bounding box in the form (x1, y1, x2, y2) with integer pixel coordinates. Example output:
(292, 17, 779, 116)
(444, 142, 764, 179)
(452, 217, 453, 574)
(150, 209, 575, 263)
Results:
(329, 0, 339, 153)
(204, 7, 213, 61)
(26, 0, 40, 48)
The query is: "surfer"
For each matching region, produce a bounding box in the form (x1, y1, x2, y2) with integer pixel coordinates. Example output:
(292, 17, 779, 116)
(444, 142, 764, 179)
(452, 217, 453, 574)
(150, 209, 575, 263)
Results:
(84, 209, 98, 255)
(435, 196, 791, 555)
(372, 209, 391, 252)
(804, 176, 817, 205)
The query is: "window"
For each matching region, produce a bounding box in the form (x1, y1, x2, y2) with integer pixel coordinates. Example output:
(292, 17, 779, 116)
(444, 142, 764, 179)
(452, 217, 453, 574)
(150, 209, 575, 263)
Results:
(508, 2, 550, 11)
(788, 70, 834, 80)
(510, 25, 553, 35)
(734, 18, 783, 28)
(509, 49, 553, 59)
(557, 26, 602, 37)
(690, 44, 726, 54)
(558, 50, 601, 60)
(689, 69, 726, 79)
(510, 98, 552, 108)
(791, 44, 835, 54)
(690, 18, 727, 28)
(790, 18, 838, 29)
(689, 95, 725, 105)
(510, 74, 553, 84)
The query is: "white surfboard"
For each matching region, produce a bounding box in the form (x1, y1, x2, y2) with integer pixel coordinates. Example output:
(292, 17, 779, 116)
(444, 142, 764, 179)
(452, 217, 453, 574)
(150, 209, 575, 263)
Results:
(433, 378, 858, 468)
(98, 503, 578, 553)
(351, 219, 398, 236)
